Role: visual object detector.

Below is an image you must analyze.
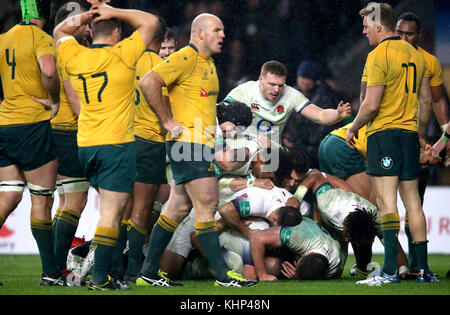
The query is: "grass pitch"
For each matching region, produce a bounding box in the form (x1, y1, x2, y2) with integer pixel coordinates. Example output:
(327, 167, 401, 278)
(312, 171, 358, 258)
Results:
(0, 254, 449, 297)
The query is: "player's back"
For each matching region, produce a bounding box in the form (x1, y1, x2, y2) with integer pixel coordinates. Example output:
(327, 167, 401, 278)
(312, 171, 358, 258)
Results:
(0, 22, 55, 125)
(365, 37, 428, 136)
(59, 31, 146, 147)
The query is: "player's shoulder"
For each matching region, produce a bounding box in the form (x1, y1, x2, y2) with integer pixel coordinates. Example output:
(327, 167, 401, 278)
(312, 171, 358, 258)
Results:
(226, 80, 257, 100)
(417, 46, 440, 66)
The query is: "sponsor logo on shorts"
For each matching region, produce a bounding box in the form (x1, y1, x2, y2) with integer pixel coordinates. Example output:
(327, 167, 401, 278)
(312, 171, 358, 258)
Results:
(381, 157, 393, 169)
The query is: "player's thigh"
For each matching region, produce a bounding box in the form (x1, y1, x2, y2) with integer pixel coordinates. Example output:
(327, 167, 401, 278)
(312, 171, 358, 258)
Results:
(98, 188, 131, 229)
(0, 165, 25, 214)
(398, 178, 422, 214)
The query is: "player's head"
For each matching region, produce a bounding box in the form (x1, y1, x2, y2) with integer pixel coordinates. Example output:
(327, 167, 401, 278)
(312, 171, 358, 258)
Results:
(359, 2, 396, 46)
(396, 12, 422, 47)
(296, 253, 329, 280)
(20, 0, 52, 26)
(259, 61, 287, 102)
(55, 2, 89, 46)
(276, 206, 302, 227)
(89, 16, 122, 44)
(191, 13, 225, 57)
(159, 28, 177, 59)
(343, 207, 378, 247)
(217, 100, 252, 139)
(274, 150, 310, 193)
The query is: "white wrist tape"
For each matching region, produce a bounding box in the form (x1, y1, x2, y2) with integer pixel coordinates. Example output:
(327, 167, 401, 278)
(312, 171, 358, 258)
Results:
(246, 139, 262, 157)
(294, 185, 308, 202)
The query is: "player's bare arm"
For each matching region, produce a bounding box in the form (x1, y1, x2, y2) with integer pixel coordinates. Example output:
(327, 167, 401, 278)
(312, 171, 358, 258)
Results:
(301, 100, 351, 126)
(249, 227, 281, 281)
(417, 77, 433, 149)
(33, 55, 60, 117)
(346, 85, 384, 148)
(218, 198, 254, 238)
(54, 9, 98, 44)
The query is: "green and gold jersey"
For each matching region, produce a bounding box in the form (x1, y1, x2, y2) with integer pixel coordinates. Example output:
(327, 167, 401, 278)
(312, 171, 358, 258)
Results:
(417, 46, 443, 87)
(153, 44, 219, 148)
(362, 36, 429, 136)
(134, 49, 167, 142)
(330, 123, 367, 158)
(57, 30, 147, 147)
(0, 22, 56, 125)
(51, 52, 78, 130)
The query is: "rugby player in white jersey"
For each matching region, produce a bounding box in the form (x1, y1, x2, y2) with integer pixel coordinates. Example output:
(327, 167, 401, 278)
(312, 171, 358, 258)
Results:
(223, 60, 351, 149)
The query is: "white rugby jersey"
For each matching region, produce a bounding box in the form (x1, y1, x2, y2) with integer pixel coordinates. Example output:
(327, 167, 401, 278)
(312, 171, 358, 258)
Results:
(224, 80, 311, 148)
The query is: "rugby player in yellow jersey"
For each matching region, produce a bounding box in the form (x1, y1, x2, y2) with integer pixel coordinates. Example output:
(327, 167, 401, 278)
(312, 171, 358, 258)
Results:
(0, 0, 63, 286)
(137, 13, 257, 287)
(123, 15, 168, 283)
(346, 3, 437, 285)
(54, 2, 159, 290)
(50, 2, 91, 282)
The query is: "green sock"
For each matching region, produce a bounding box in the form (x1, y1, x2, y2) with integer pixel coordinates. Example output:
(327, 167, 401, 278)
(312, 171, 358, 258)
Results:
(53, 209, 80, 270)
(404, 214, 418, 272)
(413, 240, 430, 273)
(126, 219, 148, 277)
(195, 221, 229, 281)
(52, 209, 62, 240)
(30, 216, 59, 276)
(141, 215, 177, 278)
(91, 226, 118, 285)
(381, 213, 400, 276)
(111, 221, 128, 276)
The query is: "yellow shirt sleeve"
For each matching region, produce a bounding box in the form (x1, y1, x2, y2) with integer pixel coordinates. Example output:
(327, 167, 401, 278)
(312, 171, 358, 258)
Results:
(153, 49, 195, 86)
(366, 50, 386, 87)
(34, 30, 56, 60)
(111, 30, 147, 68)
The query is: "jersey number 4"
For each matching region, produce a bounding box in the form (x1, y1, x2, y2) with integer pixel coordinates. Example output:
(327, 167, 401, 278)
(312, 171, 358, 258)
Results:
(5, 49, 16, 80)
(78, 72, 108, 104)
(401, 62, 417, 93)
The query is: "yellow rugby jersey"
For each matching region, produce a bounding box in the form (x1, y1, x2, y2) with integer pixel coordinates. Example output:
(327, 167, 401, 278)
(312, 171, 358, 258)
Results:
(330, 123, 367, 159)
(0, 22, 56, 125)
(152, 44, 219, 148)
(417, 46, 443, 87)
(134, 49, 167, 142)
(362, 46, 442, 88)
(364, 36, 429, 136)
(51, 53, 78, 130)
(57, 30, 147, 147)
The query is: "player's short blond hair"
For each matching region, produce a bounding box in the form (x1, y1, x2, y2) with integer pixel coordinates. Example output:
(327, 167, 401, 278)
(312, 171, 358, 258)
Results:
(359, 2, 396, 32)
(260, 60, 287, 78)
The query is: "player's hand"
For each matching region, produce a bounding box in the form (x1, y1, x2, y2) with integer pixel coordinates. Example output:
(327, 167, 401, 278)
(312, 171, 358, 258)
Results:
(280, 261, 298, 279)
(32, 96, 60, 119)
(345, 127, 357, 149)
(163, 119, 184, 139)
(253, 179, 274, 190)
(91, 2, 115, 23)
(336, 100, 351, 120)
(258, 273, 278, 281)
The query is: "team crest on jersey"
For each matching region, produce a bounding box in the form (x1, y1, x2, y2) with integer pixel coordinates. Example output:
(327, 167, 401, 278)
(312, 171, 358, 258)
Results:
(251, 103, 260, 112)
(381, 157, 393, 169)
(200, 88, 208, 97)
(276, 105, 285, 114)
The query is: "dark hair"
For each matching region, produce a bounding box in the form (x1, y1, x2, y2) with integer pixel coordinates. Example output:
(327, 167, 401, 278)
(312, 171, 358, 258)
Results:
(296, 253, 329, 280)
(359, 2, 396, 32)
(343, 207, 379, 246)
(90, 17, 121, 38)
(273, 150, 310, 187)
(165, 27, 176, 42)
(277, 206, 302, 227)
(261, 60, 287, 77)
(397, 12, 422, 32)
(217, 100, 252, 127)
(153, 15, 168, 44)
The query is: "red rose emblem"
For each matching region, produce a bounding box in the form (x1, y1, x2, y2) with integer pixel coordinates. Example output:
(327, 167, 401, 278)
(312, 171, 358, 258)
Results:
(276, 105, 285, 113)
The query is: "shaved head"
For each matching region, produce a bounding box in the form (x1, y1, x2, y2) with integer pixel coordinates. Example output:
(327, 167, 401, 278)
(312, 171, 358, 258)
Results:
(191, 13, 220, 37)
(189, 13, 225, 57)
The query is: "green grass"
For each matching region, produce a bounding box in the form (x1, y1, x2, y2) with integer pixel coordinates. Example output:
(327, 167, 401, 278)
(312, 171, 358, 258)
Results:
(0, 254, 449, 296)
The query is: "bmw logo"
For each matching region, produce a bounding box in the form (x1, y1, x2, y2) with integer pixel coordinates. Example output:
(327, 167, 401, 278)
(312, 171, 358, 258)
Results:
(381, 157, 393, 169)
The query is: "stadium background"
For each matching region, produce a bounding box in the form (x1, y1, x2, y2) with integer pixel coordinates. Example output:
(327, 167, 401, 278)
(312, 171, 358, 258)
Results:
(0, 0, 449, 254)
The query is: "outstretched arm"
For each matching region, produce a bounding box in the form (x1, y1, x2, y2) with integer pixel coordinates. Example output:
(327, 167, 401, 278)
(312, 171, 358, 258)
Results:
(301, 100, 351, 126)
(249, 227, 282, 281)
